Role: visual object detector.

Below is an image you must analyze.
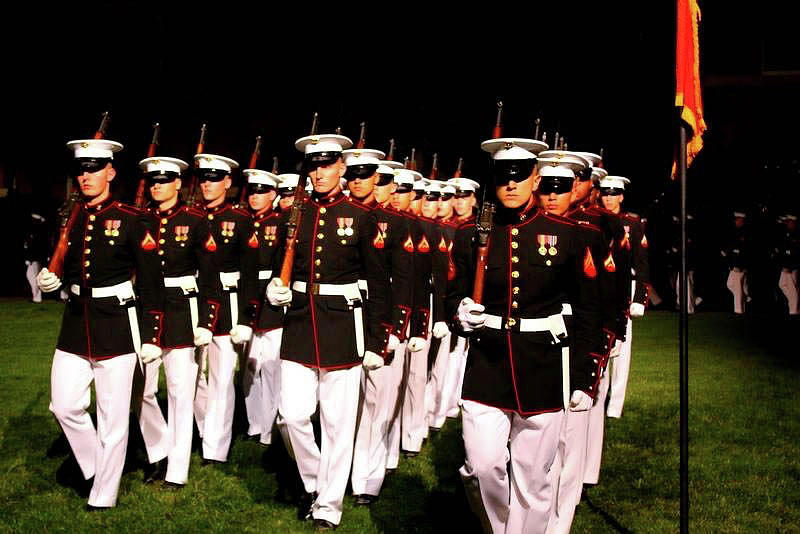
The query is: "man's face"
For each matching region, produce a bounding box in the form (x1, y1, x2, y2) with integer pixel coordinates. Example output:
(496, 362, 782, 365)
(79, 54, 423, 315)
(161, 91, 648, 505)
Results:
(454, 193, 476, 217)
(421, 195, 440, 218)
(248, 190, 276, 212)
(571, 179, 593, 207)
(601, 192, 623, 213)
(201, 175, 231, 203)
(76, 162, 115, 200)
(538, 191, 572, 216)
(409, 193, 423, 215)
(437, 194, 454, 218)
(495, 169, 536, 209)
(391, 190, 412, 211)
(149, 178, 181, 203)
(347, 172, 376, 201)
(278, 191, 294, 210)
(310, 158, 345, 195)
(375, 182, 395, 205)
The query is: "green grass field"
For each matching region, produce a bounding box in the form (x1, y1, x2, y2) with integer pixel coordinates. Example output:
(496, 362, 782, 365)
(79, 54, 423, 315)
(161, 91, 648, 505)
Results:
(1, 299, 798, 533)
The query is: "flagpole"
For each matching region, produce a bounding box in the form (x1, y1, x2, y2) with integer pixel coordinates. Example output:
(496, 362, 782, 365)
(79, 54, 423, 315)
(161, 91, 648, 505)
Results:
(678, 119, 689, 534)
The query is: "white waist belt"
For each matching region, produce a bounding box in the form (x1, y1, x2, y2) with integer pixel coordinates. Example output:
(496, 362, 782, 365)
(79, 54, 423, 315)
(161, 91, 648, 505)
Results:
(561, 303, 573, 316)
(164, 275, 198, 294)
(292, 280, 365, 357)
(259, 270, 273, 280)
(219, 271, 240, 290)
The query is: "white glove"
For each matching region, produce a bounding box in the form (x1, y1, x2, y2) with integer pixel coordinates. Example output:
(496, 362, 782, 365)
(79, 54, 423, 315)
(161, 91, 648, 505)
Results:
(37, 267, 61, 293)
(457, 297, 486, 333)
(407, 337, 426, 352)
(569, 390, 593, 412)
(362, 351, 384, 370)
(193, 327, 213, 347)
(267, 278, 292, 307)
(139, 343, 162, 365)
(629, 302, 645, 318)
(609, 339, 622, 358)
(230, 324, 253, 344)
(387, 334, 400, 352)
(432, 321, 450, 339)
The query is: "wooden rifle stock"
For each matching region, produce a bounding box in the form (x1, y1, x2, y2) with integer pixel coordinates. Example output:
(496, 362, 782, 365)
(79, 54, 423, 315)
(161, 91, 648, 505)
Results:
(49, 111, 109, 276)
(239, 136, 262, 204)
(356, 122, 366, 149)
(187, 124, 208, 207)
(471, 201, 495, 303)
(429, 153, 439, 179)
(453, 157, 464, 178)
(386, 139, 396, 161)
(134, 123, 160, 209)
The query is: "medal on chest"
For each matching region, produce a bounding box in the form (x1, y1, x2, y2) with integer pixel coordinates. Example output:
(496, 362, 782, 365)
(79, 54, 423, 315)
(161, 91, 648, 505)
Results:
(265, 225, 277, 246)
(537, 234, 558, 256)
(337, 217, 354, 237)
(104, 220, 121, 237)
(221, 221, 236, 237)
(174, 225, 189, 242)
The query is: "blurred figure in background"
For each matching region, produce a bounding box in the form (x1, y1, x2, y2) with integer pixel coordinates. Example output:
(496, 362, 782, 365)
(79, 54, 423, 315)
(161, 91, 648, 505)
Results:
(23, 211, 48, 303)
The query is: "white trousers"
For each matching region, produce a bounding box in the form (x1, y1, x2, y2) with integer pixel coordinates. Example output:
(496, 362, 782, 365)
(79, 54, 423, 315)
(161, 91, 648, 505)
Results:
(583, 369, 610, 485)
(607, 316, 633, 419)
(202, 335, 238, 461)
(26, 261, 41, 302)
(673, 270, 696, 313)
(402, 337, 431, 453)
(727, 270, 747, 314)
(779, 269, 799, 315)
(442, 336, 468, 418)
(546, 408, 590, 534)
(49, 350, 137, 507)
(243, 329, 283, 445)
(279, 361, 362, 526)
(134, 347, 198, 484)
(460, 400, 563, 534)
(385, 340, 407, 470)
(426, 331, 452, 429)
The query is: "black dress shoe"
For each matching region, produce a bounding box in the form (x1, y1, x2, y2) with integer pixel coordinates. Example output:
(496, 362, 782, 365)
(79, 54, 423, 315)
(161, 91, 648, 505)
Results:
(354, 494, 378, 506)
(85, 504, 110, 512)
(144, 459, 167, 484)
(298, 491, 317, 521)
(402, 450, 419, 458)
(56, 456, 93, 498)
(313, 518, 337, 530)
(161, 481, 185, 491)
(201, 458, 225, 467)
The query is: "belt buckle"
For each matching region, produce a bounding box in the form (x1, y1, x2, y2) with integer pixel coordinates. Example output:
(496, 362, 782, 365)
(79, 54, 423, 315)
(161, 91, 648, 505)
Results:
(310, 283, 320, 296)
(505, 317, 517, 331)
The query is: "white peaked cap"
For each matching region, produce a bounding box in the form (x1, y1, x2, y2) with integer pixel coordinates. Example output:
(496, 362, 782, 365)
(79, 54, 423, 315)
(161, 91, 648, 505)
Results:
(397, 169, 423, 183)
(278, 173, 300, 189)
(244, 169, 279, 187)
(138, 156, 189, 174)
(575, 151, 602, 167)
(67, 139, 123, 159)
(194, 154, 239, 173)
(481, 137, 548, 160)
(537, 157, 585, 178)
(598, 175, 631, 190)
(448, 177, 480, 192)
(295, 134, 353, 154)
(414, 178, 430, 191)
(440, 182, 456, 195)
(342, 148, 386, 166)
(377, 164, 398, 176)
(732, 211, 746, 218)
(380, 160, 404, 169)
(538, 150, 591, 170)
(591, 167, 609, 181)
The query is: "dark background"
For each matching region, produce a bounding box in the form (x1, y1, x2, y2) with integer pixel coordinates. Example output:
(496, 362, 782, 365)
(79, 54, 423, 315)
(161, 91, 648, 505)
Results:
(2, 2, 798, 307)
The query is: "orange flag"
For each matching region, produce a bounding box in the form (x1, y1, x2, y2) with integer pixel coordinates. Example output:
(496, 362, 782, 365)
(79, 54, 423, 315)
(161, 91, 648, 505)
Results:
(673, 0, 706, 178)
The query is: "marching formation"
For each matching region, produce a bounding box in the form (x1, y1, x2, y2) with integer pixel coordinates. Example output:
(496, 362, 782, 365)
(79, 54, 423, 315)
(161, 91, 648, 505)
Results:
(37, 107, 651, 533)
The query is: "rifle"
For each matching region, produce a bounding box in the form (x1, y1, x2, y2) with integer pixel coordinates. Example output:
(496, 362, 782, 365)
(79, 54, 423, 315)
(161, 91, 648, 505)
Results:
(429, 153, 439, 180)
(492, 100, 503, 139)
(187, 123, 207, 207)
(534, 117, 541, 140)
(278, 113, 316, 286)
(239, 136, 262, 204)
(408, 148, 418, 171)
(453, 157, 464, 178)
(473, 102, 505, 303)
(356, 122, 366, 149)
(49, 111, 110, 277)
(386, 139, 396, 161)
(134, 122, 160, 208)
(271, 156, 279, 174)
